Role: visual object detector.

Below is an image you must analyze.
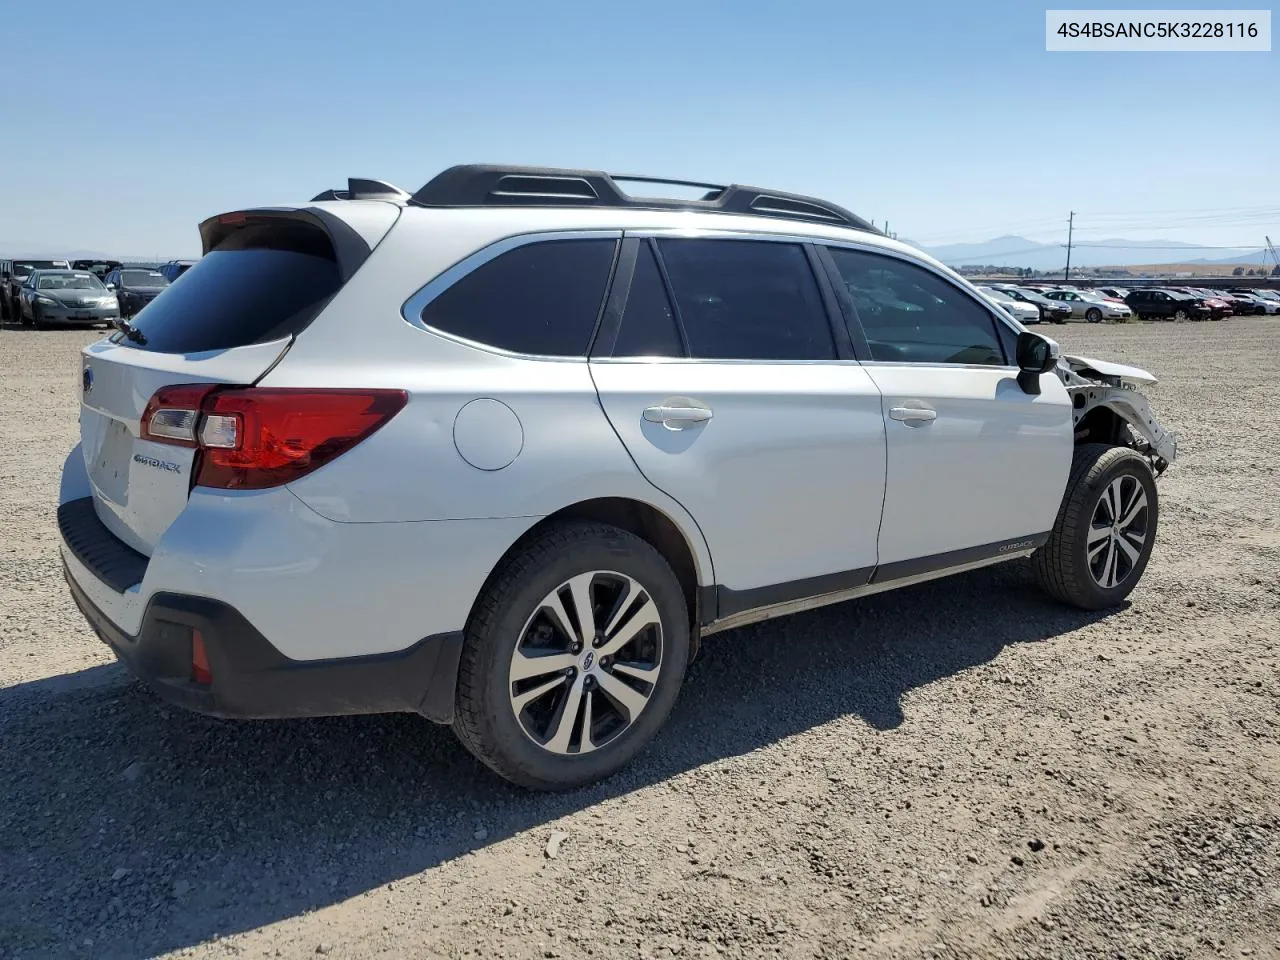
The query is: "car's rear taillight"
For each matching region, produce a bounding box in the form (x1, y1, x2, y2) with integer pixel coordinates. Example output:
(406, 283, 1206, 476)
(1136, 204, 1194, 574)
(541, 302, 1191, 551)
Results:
(139, 385, 407, 490)
(140, 384, 217, 448)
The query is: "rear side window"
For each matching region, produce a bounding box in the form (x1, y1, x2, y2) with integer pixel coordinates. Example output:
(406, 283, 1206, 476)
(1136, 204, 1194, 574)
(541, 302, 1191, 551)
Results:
(655, 239, 835, 361)
(826, 247, 1007, 365)
(421, 238, 617, 356)
(612, 242, 684, 357)
(119, 220, 340, 353)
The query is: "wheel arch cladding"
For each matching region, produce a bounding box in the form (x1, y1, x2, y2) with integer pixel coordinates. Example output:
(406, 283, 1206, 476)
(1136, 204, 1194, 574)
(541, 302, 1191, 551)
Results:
(475, 498, 706, 654)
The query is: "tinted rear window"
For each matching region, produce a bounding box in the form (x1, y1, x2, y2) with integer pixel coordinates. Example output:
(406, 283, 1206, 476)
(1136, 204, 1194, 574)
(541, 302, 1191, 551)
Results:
(420, 238, 617, 356)
(117, 221, 340, 353)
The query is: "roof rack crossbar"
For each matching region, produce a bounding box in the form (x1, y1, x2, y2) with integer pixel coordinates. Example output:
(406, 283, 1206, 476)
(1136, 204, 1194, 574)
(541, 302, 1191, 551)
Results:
(408, 164, 880, 234)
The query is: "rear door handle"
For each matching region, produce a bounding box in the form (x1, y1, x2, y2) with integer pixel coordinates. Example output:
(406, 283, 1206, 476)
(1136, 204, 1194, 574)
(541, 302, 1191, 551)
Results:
(888, 405, 937, 424)
(642, 401, 713, 428)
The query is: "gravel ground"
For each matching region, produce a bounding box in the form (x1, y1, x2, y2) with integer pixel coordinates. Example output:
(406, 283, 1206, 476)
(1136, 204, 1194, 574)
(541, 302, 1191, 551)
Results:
(1, 318, 1277, 960)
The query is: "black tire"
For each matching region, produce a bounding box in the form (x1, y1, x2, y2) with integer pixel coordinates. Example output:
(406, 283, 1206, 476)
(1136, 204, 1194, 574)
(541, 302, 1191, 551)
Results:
(1033, 443, 1159, 611)
(452, 521, 690, 790)
(1086, 308, 1102, 324)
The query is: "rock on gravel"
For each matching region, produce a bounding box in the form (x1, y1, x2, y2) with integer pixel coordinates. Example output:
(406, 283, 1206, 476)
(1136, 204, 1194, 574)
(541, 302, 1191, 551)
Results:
(1, 321, 1278, 959)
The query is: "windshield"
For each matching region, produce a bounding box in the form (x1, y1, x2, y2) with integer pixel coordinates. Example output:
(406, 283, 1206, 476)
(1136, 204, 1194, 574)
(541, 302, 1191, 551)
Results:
(37, 272, 104, 291)
(121, 270, 168, 287)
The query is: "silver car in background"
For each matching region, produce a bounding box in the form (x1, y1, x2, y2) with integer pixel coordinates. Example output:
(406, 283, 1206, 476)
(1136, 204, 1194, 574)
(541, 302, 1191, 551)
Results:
(1042, 289, 1133, 323)
(18, 270, 120, 328)
(975, 285, 1041, 325)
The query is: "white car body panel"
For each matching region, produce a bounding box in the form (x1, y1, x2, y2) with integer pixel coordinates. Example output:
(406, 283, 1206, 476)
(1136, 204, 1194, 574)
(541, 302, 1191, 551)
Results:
(1061, 354, 1157, 386)
(590, 359, 887, 592)
(79, 337, 292, 555)
(59, 443, 533, 658)
(862, 365, 1074, 564)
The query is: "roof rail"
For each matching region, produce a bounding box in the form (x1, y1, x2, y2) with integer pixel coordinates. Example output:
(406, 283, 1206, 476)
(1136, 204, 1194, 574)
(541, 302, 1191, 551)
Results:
(310, 178, 411, 203)
(408, 164, 880, 234)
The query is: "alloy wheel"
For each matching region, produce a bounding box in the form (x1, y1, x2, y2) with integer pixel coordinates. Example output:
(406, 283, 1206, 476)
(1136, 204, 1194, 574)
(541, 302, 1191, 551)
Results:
(1087, 475, 1149, 589)
(508, 571, 663, 756)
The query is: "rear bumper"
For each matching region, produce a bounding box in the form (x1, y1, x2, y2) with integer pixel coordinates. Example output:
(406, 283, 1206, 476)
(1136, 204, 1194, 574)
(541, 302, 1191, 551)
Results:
(63, 557, 463, 722)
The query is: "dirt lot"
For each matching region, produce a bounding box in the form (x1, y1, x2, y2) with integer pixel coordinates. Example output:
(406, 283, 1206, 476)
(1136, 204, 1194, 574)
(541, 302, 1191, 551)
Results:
(1, 318, 1277, 960)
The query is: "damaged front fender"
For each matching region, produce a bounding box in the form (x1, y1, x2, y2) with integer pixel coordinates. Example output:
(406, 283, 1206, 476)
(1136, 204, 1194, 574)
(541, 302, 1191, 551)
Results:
(1056, 355, 1178, 474)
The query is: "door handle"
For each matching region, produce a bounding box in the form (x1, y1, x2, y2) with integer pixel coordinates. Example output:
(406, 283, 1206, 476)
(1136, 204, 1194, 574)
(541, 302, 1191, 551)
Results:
(642, 401, 713, 428)
(888, 405, 937, 424)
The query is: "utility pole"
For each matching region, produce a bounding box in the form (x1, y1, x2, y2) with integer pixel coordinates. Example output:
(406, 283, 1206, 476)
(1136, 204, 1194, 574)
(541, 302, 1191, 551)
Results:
(1064, 211, 1075, 281)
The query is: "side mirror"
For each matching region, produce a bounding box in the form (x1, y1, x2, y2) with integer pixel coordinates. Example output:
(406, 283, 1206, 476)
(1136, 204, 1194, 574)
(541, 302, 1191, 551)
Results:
(105, 283, 116, 291)
(1015, 331, 1060, 395)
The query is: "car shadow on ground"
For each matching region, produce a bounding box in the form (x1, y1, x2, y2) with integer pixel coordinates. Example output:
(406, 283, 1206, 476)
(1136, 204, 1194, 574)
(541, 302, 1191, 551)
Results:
(0, 561, 1121, 958)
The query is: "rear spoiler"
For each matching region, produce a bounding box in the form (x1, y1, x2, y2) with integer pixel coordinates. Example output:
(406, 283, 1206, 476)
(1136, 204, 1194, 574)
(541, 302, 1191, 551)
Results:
(197, 204, 400, 283)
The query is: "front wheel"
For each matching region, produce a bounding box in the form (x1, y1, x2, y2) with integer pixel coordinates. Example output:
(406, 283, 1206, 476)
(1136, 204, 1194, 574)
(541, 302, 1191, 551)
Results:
(452, 521, 690, 790)
(1033, 443, 1159, 610)
(1086, 308, 1102, 323)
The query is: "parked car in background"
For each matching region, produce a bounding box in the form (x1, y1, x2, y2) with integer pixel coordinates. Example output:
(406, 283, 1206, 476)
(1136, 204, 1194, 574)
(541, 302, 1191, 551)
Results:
(1124, 289, 1212, 322)
(1205, 289, 1271, 315)
(72, 259, 124, 282)
(1098, 287, 1130, 300)
(975, 285, 1041, 325)
(986, 284, 1072, 324)
(1042, 289, 1133, 322)
(159, 259, 198, 283)
(1251, 289, 1280, 307)
(1171, 288, 1233, 319)
(1206, 290, 1265, 315)
(2, 258, 70, 320)
(103, 266, 170, 318)
(17, 269, 120, 328)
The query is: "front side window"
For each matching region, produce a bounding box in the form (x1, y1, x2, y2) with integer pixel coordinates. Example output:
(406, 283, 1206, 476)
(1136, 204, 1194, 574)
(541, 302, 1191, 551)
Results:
(654, 238, 835, 361)
(826, 247, 1007, 365)
(420, 238, 617, 356)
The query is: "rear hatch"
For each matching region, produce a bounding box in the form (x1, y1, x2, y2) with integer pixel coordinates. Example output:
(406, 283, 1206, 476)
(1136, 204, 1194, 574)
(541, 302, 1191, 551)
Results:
(80, 205, 399, 556)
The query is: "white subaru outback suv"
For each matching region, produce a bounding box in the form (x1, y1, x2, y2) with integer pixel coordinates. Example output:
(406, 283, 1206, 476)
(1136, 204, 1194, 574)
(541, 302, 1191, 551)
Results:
(58, 164, 1177, 790)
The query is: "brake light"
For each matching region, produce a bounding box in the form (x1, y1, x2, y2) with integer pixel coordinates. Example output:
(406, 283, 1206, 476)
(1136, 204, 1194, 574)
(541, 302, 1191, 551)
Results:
(140, 385, 407, 490)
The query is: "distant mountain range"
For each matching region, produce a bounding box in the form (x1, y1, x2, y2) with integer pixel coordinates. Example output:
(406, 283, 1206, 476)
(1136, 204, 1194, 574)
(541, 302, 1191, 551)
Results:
(0, 245, 175, 263)
(3, 235, 1271, 272)
(910, 235, 1268, 270)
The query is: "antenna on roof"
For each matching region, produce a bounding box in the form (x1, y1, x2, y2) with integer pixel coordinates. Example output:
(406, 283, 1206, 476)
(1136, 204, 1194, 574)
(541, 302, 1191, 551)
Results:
(311, 178, 411, 203)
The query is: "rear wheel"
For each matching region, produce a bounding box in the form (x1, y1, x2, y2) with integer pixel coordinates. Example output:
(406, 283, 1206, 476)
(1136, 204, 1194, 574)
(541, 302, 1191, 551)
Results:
(1033, 443, 1158, 610)
(452, 522, 690, 790)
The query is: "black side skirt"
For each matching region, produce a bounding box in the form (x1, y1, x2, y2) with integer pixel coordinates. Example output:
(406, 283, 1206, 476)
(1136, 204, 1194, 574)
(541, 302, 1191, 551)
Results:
(702, 533, 1049, 625)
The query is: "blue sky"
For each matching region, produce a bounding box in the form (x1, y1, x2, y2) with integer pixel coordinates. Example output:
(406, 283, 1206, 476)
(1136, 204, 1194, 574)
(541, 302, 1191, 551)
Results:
(3, 0, 1276, 258)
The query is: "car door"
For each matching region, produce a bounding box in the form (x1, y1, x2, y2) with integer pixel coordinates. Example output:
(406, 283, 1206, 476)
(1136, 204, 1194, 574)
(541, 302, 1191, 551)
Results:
(589, 235, 887, 617)
(822, 244, 1073, 573)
